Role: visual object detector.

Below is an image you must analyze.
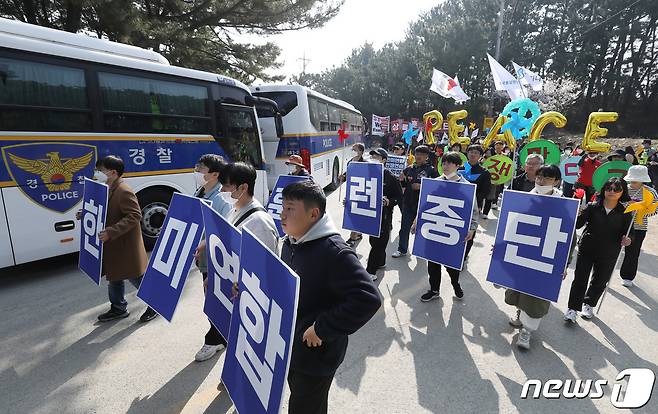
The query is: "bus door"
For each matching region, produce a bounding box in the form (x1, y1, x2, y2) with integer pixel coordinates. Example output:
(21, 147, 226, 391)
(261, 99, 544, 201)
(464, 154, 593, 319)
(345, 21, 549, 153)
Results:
(0, 189, 14, 267)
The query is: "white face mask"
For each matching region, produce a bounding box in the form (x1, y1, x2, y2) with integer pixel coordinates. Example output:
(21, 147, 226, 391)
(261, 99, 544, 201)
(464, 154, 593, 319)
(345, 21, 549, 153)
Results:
(94, 170, 108, 183)
(194, 172, 207, 187)
(535, 184, 554, 194)
(220, 190, 243, 206)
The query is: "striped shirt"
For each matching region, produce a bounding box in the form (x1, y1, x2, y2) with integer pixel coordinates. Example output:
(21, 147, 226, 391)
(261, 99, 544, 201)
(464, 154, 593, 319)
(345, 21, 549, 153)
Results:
(628, 185, 658, 231)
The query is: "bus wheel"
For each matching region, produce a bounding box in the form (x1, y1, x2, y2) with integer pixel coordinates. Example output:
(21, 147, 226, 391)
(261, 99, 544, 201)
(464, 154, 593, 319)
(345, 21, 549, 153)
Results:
(138, 188, 174, 251)
(327, 158, 340, 190)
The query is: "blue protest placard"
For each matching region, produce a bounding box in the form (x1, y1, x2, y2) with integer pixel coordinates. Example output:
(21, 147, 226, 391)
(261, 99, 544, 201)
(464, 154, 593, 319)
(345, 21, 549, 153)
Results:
(201, 202, 241, 340)
(411, 178, 476, 270)
(342, 162, 384, 237)
(78, 178, 108, 285)
(486, 190, 579, 302)
(138, 193, 204, 321)
(222, 228, 300, 414)
(266, 175, 310, 237)
(385, 155, 407, 177)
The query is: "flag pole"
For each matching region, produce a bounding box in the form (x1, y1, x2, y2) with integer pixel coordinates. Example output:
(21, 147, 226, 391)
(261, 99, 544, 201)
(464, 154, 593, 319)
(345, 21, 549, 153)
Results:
(596, 211, 636, 315)
(337, 131, 349, 202)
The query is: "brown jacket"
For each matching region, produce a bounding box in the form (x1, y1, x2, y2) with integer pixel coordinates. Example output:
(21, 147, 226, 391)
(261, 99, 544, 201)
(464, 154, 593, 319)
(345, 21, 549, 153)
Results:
(102, 178, 148, 281)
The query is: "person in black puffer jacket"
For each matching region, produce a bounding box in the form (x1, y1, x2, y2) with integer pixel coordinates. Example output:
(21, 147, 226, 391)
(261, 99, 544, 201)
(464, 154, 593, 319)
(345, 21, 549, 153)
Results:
(279, 180, 382, 414)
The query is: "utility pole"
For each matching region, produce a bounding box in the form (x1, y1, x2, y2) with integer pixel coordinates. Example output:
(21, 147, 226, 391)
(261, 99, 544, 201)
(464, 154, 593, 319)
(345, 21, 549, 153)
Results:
(488, 0, 505, 116)
(297, 52, 311, 74)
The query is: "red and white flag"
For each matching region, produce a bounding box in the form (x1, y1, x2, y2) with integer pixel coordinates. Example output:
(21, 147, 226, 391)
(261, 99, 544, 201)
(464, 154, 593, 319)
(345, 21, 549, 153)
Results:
(430, 69, 470, 103)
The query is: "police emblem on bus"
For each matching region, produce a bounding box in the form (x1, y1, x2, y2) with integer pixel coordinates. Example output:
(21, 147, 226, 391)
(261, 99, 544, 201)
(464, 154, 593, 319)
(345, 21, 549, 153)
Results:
(2, 143, 97, 213)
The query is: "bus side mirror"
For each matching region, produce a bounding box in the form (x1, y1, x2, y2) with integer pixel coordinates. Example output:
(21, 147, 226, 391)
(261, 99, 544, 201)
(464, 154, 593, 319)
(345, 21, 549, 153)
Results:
(275, 114, 284, 138)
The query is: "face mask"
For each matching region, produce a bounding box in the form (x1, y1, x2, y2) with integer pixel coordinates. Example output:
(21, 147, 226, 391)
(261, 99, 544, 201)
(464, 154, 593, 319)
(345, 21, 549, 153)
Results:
(94, 170, 108, 183)
(220, 190, 242, 205)
(535, 184, 554, 194)
(194, 172, 207, 187)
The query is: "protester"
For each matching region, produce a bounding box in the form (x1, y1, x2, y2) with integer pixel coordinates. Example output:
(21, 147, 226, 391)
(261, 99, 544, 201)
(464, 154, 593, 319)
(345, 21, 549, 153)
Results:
(624, 146, 639, 165)
(564, 177, 633, 322)
(575, 152, 602, 202)
(512, 153, 544, 192)
(607, 149, 626, 162)
(393, 145, 439, 258)
(561, 143, 576, 198)
(392, 144, 406, 156)
(449, 143, 462, 153)
(279, 181, 381, 414)
(619, 166, 658, 287)
(286, 154, 310, 177)
(341, 143, 366, 247)
(192, 154, 232, 362)
(83, 155, 156, 323)
(648, 144, 658, 189)
(459, 144, 491, 257)
(410, 152, 478, 301)
(505, 165, 572, 349)
(365, 149, 403, 280)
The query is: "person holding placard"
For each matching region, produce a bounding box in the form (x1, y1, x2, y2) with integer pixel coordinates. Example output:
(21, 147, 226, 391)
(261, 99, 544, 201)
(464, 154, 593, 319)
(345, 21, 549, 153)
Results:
(86, 156, 155, 323)
(365, 149, 403, 280)
(564, 178, 633, 323)
(192, 154, 232, 362)
(411, 152, 478, 301)
(619, 166, 658, 287)
(279, 181, 381, 414)
(459, 144, 491, 258)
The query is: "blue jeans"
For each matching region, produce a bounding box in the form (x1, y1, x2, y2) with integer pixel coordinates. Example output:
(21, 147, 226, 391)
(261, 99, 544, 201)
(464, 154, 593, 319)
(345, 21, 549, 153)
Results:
(397, 204, 417, 254)
(108, 276, 143, 312)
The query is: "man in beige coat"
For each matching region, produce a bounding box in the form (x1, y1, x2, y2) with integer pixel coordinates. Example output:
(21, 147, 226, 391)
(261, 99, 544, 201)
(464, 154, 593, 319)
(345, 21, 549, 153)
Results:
(85, 155, 157, 323)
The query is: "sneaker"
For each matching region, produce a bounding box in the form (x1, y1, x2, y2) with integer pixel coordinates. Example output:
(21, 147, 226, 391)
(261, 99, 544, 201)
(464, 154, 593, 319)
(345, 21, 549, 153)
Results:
(621, 279, 634, 287)
(509, 309, 523, 328)
(371, 273, 378, 281)
(392, 250, 407, 258)
(516, 328, 531, 350)
(195, 344, 225, 362)
(453, 284, 464, 300)
(139, 307, 158, 323)
(481, 214, 489, 220)
(564, 309, 578, 323)
(420, 290, 440, 302)
(97, 308, 129, 322)
(581, 304, 594, 319)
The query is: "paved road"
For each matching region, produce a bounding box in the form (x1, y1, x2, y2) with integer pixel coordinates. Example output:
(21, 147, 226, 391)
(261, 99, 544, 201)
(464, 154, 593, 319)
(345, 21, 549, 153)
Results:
(1, 186, 657, 413)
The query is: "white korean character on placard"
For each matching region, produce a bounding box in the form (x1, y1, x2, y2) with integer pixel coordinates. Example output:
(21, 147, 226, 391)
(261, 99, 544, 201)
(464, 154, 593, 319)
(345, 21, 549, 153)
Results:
(267, 187, 284, 220)
(502, 212, 569, 274)
(235, 270, 286, 409)
(128, 148, 146, 166)
(82, 198, 104, 259)
(420, 195, 465, 245)
(208, 233, 240, 312)
(349, 176, 378, 218)
(152, 217, 200, 288)
(157, 148, 172, 164)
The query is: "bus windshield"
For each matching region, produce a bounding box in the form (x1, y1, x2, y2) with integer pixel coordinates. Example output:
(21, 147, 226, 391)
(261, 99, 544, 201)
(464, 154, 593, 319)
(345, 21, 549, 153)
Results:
(252, 91, 297, 117)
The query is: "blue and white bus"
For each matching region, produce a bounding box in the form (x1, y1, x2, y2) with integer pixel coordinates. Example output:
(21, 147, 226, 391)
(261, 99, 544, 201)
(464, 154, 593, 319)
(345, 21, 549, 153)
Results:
(0, 18, 282, 268)
(251, 84, 366, 190)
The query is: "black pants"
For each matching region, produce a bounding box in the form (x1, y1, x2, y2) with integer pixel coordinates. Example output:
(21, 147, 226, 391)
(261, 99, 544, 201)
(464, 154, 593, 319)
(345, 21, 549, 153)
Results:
(621, 230, 646, 281)
(288, 370, 334, 414)
(476, 196, 485, 212)
(202, 273, 227, 346)
(464, 232, 476, 259)
(427, 261, 461, 292)
(366, 221, 391, 274)
(562, 181, 574, 198)
(568, 252, 617, 310)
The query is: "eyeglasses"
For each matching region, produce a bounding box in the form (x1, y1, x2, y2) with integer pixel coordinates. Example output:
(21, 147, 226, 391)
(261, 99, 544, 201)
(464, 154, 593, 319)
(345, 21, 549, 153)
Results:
(604, 187, 623, 193)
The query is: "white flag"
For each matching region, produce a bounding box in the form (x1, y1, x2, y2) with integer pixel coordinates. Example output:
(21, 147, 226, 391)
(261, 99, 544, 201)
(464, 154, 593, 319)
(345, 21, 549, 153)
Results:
(471, 128, 479, 139)
(512, 62, 543, 91)
(440, 132, 449, 144)
(464, 126, 469, 137)
(416, 129, 424, 142)
(487, 54, 526, 100)
(430, 69, 470, 102)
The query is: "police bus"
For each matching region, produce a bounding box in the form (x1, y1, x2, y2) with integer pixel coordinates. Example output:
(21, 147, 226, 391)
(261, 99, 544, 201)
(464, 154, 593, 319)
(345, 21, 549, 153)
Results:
(0, 18, 282, 268)
(251, 84, 366, 190)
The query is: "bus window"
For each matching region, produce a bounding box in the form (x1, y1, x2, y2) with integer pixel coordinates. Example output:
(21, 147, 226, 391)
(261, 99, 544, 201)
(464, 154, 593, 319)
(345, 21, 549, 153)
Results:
(329, 104, 341, 131)
(308, 96, 329, 131)
(220, 106, 263, 167)
(0, 57, 90, 131)
(252, 91, 298, 117)
(98, 72, 211, 134)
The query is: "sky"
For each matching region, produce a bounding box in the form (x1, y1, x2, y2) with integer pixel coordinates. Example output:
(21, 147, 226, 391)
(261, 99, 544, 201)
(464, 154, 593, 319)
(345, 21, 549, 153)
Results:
(251, 0, 440, 82)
